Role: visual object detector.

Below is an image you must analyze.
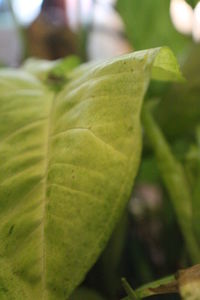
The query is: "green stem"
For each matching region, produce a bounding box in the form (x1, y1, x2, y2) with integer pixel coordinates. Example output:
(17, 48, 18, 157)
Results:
(122, 265, 200, 299)
(121, 275, 177, 299)
(141, 105, 200, 263)
(136, 275, 177, 298)
(192, 126, 200, 247)
(121, 278, 140, 300)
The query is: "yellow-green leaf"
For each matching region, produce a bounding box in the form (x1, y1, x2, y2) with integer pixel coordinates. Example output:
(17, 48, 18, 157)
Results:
(0, 47, 182, 299)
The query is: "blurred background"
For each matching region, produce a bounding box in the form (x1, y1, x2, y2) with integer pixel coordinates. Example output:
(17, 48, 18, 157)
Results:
(0, 0, 131, 65)
(0, 1, 200, 299)
(0, 0, 199, 66)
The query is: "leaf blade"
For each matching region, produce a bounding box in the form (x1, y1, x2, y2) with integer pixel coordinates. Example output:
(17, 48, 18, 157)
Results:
(0, 47, 182, 299)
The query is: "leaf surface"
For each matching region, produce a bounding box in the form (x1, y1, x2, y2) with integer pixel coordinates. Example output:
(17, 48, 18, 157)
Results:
(0, 47, 182, 299)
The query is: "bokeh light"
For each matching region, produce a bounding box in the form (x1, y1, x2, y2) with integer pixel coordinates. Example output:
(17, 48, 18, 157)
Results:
(12, 0, 43, 25)
(170, 0, 193, 35)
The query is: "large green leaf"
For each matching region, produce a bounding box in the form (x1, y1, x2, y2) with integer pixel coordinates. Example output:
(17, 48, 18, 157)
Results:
(0, 47, 182, 299)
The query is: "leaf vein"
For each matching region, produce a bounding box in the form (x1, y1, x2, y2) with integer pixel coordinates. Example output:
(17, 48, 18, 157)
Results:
(49, 162, 104, 178)
(51, 127, 126, 159)
(48, 183, 98, 200)
(0, 118, 47, 148)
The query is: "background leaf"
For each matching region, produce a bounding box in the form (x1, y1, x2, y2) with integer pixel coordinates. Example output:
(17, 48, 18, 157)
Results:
(142, 104, 200, 262)
(116, 0, 190, 54)
(69, 287, 104, 300)
(186, 0, 199, 8)
(155, 44, 200, 140)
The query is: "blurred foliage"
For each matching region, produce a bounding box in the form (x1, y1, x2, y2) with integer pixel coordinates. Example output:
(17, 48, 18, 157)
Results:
(116, 0, 200, 141)
(186, 0, 199, 7)
(23, 55, 80, 91)
(137, 156, 160, 184)
(69, 287, 105, 300)
(84, 213, 129, 300)
(116, 0, 190, 54)
(154, 44, 200, 140)
(142, 104, 200, 263)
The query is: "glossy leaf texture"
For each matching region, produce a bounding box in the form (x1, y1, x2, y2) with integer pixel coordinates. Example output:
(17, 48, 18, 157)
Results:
(0, 47, 182, 299)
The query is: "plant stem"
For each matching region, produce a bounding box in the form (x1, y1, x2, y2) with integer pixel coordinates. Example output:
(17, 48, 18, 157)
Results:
(121, 265, 200, 299)
(121, 278, 140, 300)
(141, 105, 200, 263)
(121, 275, 177, 299)
(136, 274, 177, 298)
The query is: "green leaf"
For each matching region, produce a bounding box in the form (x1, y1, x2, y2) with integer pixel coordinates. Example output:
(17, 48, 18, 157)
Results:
(0, 47, 182, 299)
(116, 0, 189, 54)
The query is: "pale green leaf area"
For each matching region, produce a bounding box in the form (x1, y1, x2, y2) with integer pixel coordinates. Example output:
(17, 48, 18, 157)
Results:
(0, 47, 182, 299)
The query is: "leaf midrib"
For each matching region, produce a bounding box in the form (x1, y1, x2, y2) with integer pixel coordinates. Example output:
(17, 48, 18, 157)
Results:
(42, 92, 56, 300)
